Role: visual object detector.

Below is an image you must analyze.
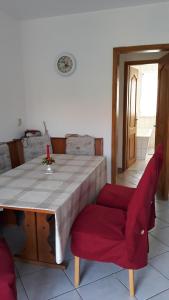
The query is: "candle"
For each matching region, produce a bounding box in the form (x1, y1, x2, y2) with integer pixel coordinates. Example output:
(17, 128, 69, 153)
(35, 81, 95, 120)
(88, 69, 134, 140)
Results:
(46, 144, 50, 159)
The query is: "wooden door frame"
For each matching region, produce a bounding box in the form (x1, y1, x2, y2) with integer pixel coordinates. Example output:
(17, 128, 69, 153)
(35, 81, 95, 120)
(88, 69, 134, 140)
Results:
(123, 59, 159, 171)
(112, 44, 169, 183)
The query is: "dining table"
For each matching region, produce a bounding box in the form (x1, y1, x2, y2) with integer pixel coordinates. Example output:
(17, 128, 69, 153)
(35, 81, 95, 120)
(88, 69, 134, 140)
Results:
(0, 154, 106, 268)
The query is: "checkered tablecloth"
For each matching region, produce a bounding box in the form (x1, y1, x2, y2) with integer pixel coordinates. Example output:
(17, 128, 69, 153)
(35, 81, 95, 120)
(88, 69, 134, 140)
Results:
(0, 154, 106, 263)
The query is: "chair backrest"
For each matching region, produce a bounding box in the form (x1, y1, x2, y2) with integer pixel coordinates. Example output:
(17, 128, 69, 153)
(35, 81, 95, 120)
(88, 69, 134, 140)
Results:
(125, 144, 163, 262)
(22, 134, 52, 162)
(0, 143, 12, 174)
(51, 137, 103, 156)
(66, 135, 95, 156)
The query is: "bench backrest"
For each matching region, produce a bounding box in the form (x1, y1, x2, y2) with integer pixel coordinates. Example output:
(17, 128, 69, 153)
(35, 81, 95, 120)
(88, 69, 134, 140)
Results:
(6, 137, 103, 168)
(0, 143, 12, 174)
(51, 137, 103, 156)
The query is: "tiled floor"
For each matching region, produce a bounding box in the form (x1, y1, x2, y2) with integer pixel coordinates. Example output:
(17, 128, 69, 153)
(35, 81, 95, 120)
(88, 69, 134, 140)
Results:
(15, 159, 169, 300)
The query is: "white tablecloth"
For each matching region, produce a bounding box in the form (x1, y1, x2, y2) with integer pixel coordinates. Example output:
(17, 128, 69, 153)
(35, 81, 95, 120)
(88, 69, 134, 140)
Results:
(0, 154, 106, 263)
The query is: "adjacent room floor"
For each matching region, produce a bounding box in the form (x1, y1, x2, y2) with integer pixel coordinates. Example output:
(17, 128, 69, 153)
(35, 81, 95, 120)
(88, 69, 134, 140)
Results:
(16, 160, 169, 300)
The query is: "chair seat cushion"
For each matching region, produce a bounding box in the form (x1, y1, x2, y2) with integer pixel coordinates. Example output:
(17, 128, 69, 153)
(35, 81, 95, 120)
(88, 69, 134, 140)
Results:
(71, 204, 148, 269)
(97, 183, 135, 210)
(71, 205, 128, 265)
(0, 238, 17, 300)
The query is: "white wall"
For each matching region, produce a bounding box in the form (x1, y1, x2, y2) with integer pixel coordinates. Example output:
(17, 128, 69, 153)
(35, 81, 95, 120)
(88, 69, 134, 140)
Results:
(0, 11, 25, 141)
(21, 2, 169, 181)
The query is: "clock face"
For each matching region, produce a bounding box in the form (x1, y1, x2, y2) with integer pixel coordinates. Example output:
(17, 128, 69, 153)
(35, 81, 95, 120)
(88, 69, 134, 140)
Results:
(56, 53, 76, 76)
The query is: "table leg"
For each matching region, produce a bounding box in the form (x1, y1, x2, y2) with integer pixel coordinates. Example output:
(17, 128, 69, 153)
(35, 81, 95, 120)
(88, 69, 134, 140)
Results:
(2, 210, 66, 269)
(36, 213, 55, 263)
(36, 213, 66, 269)
(20, 211, 38, 261)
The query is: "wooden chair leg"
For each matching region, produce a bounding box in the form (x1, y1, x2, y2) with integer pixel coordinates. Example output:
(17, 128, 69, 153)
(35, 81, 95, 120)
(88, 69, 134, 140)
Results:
(74, 256, 80, 288)
(129, 269, 135, 297)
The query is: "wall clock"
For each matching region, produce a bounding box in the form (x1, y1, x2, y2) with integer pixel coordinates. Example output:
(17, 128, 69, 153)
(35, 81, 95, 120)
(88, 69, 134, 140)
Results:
(56, 53, 76, 76)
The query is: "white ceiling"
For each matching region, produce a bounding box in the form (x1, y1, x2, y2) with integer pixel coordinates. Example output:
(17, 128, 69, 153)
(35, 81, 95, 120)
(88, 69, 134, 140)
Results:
(0, 0, 169, 20)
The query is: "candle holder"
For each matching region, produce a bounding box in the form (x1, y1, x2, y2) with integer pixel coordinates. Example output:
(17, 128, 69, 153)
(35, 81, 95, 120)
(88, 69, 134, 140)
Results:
(42, 157, 55, 174)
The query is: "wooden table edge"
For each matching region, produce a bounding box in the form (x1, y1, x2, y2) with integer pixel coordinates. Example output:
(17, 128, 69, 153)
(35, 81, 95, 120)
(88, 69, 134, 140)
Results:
(0, 206, 55, 214)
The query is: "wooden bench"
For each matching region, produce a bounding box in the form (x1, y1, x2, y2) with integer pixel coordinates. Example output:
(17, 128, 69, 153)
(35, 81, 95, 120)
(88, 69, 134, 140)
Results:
(7, 137, 103, 168)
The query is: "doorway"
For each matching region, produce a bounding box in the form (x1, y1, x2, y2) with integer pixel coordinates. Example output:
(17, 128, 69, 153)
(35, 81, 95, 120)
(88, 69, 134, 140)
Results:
(112, 44, 169, 200)
(123, 62, 158, 172)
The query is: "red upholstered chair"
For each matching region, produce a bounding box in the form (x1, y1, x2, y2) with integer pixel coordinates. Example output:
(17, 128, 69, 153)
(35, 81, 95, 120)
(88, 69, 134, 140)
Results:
(97, 183, 134, 209)
(97, 144, 163, 230)
(71, 147, 163, 297)
(0, 238, 17, 300)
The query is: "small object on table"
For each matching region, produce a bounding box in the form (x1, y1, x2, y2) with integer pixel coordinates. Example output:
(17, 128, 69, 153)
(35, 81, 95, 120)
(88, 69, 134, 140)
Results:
(45, 164, 54, 174)
(46, 144, 50, 159)
(42, 156, 55, 165)
(42, 145, 55, 174)
(42, 156, 55, 174)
